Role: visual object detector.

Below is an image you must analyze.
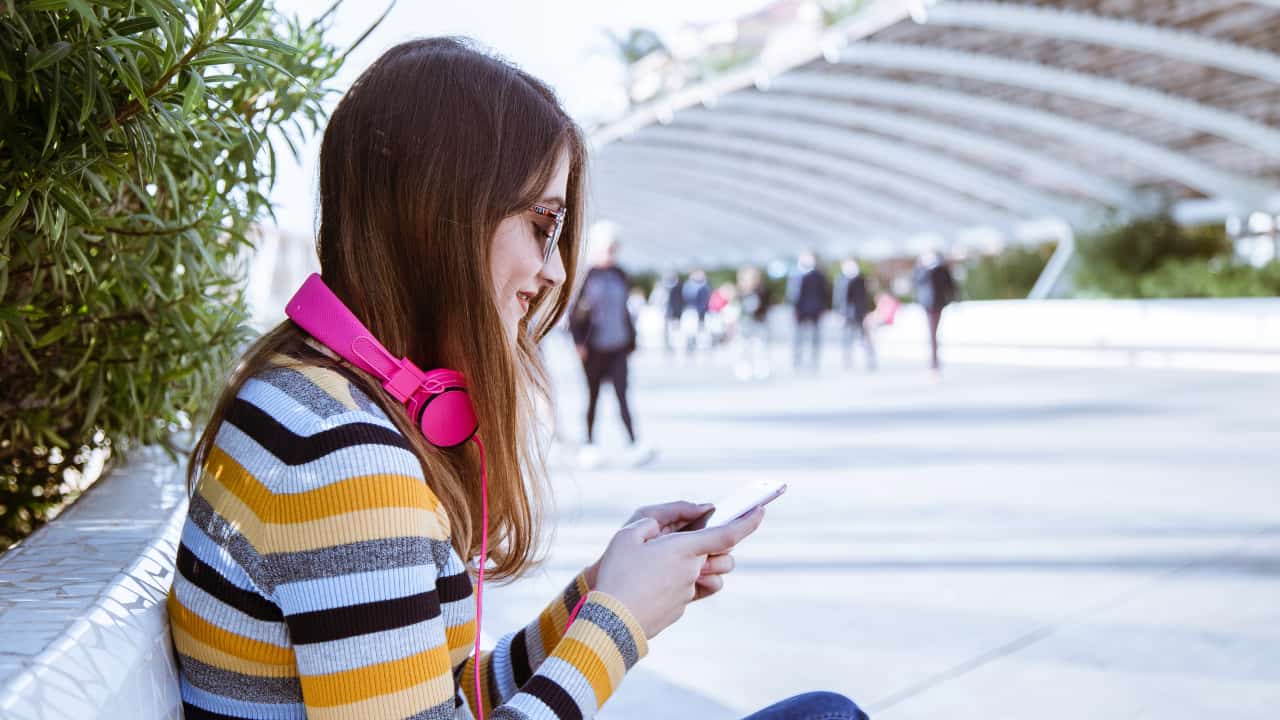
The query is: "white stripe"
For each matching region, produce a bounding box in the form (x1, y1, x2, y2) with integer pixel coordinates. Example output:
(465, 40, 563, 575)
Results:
(490, 632, 519, 702)
(173, 576, 290, 648)
(534, 657, 598, 718)
(212, 421, 422, 494)
(291, 617, 443, 675)
(274, 564, 437, 614)
(239, 377, 398, 434)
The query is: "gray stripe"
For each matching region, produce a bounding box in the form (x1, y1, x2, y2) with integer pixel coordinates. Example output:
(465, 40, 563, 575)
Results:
(187, 494, 275, 595)
(560, 576, 583, 616)
(489, 706, 532, 720)
(264, 536, 452, 586)
(178, 655, 302, 703)
(575, 602, 640, 669)
(255, 365, 353, 419)
(405, 700, 457, 720)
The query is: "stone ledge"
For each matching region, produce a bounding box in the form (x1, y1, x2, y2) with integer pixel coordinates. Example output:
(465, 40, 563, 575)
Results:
(0, 445, 189, 720)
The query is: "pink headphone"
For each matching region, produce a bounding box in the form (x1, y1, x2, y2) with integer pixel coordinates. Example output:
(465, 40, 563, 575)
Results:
(285, 272, 492, 718)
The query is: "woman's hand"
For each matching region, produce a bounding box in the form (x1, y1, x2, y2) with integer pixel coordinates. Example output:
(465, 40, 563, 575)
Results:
(584, 501, 713, 587)
(591, 507, 764, 639)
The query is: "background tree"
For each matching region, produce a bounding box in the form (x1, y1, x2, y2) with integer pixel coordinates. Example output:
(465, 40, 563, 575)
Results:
(0, 0, 386, 550)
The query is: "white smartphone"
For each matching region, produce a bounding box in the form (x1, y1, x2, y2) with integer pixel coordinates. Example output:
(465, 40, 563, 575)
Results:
(681, 480, 787, 531)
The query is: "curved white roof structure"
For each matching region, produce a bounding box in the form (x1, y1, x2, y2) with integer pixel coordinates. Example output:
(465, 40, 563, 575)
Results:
(590, 0, 1280, 269)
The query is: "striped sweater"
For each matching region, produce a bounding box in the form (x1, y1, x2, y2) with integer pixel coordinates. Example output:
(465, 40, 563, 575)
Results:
(167, 345, 648, 719)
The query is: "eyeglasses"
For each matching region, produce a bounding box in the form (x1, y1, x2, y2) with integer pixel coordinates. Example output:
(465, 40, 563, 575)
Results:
(528, 204, 566, 265)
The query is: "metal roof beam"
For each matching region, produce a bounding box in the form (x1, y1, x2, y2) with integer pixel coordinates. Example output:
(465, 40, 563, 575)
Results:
(603, 127, 1021, 228)
(713, 92, 1141, 207)
(598, 146, 945, 232)
(928, 1, 1280, 85)
(840, 43, 1280, 157)
(644, 110, 1095, 223)
(770, 73, 1273, 209)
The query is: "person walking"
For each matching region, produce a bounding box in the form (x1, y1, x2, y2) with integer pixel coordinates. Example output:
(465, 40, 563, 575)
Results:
(787, 251, 829, 372)
(570, 224, 654, 468)
(834, 258, 877, 371)
(680, 268, 711, 359)
(166, 38, 865, 720)
(735, 265, 773, 380)
(659, 270, 684, 354)
(914, 248, 958, 378)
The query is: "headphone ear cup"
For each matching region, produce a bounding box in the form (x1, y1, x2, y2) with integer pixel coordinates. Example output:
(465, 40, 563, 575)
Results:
(419, 387, 479, 448)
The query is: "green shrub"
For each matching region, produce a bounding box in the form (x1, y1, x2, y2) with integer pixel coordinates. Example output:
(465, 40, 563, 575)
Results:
(1073, 215, 1231, 298)
(1136, 258, 1280, 298)
(963, 243, 1053, 300)
(0, 0, 378, 550)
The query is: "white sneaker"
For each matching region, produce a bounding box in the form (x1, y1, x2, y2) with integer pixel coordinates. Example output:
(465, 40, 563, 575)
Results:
(623, 443, 657, 468)
(577, 443, 603, 470)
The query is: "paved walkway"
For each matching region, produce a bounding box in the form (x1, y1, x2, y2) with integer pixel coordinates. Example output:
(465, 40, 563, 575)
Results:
(483, 331, 1279, 719)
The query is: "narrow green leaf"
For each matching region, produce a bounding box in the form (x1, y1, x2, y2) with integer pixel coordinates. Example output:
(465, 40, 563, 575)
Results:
(28, 41, 73, 72)
(34, 317, 77, 348)
(115, 16, 160, 35)
(181, 69, 205, 115)
(49, 187, 94, 226)
(224, 38, 299, 55)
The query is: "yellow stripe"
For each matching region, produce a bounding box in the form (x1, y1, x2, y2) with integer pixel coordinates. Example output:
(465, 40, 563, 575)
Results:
(300, 644, 452, 707)
(207, 445, 439, 521)
(564, 621, 626, 689)
(556, 637, 611, 708)
(446, 619, 477, 665)
(305, 669, 454, 720)
(458, 655, 478, 712)
(168, 594, 295, 670)
(538, 606, 559, 658)
(197, 465, 448, 553)
(171, 625, 297, 678)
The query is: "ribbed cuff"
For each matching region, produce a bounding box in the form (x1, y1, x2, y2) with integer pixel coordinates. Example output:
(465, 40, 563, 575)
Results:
(575, 590, 649, 662)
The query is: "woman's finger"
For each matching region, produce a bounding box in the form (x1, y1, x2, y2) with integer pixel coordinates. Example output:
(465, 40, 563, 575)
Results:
(700, 553, 734, 576)
(692, 574, 724, 601)
(640, 501, 714, 529)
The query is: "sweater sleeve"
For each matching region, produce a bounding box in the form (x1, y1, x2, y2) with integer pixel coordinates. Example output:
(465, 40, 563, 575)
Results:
(461, 588, 649, 719)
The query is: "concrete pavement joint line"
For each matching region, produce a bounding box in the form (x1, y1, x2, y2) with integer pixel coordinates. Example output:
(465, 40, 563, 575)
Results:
(864, 524, 1280, 713)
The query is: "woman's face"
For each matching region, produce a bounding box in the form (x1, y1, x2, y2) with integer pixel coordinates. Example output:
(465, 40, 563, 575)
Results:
(490, 148, 570, 341)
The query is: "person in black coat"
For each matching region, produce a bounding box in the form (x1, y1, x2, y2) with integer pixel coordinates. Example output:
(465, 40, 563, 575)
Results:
(660, 270, 683, 354)
(913, 250, 958, 375)
(787, 250, 830, 372)
(569, 228, 653, 466)
(834, 258, 876, 371)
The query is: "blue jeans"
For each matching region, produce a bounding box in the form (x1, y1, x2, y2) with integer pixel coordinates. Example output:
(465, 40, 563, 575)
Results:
(742, 691, 868, 720)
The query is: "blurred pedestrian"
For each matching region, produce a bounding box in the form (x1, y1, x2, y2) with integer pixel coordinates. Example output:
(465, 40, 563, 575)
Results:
(913, 248, 957, 378)
(570, 223, 655, 467)
(787, 250, 829, 372)
(659, 270, 683, 354)
(834, 258, 876, 371)
(681, 268, 711, 358)
(735, 265, 773, 380)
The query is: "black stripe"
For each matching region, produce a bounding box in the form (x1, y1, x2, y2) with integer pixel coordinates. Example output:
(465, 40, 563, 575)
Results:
(225, 397, 411, 465)
(522, 675, 583, 720)
(286, 590, 440, 644)
(176, 543, 283, 622)
(510, 629, 533, 688)
(182, 702, 253, 720)
(436, 571, 472, 603)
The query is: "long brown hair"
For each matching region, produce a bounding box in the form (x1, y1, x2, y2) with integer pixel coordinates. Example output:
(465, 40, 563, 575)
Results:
(188, 37, 586, 581)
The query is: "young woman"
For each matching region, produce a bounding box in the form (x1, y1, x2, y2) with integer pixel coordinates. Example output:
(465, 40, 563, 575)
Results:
(167, 37, 866, 720)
